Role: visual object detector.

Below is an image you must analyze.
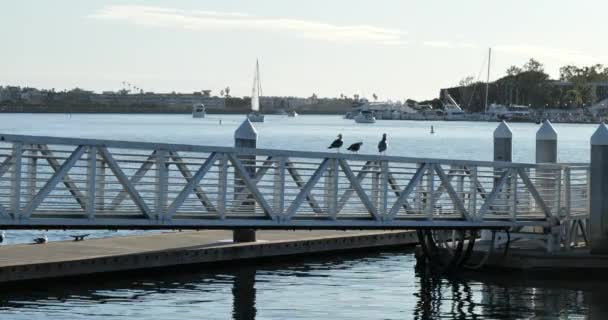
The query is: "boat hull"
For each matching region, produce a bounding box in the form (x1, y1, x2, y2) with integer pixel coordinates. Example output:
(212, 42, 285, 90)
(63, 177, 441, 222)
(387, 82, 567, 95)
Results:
(354, 116, 376, 124)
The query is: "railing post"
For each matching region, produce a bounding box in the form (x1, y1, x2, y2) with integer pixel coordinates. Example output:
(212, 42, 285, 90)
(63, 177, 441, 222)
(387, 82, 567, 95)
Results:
(11, 142, 23, 218)
(155, 149, 168, 220)
(325, 158, 338, 219)
(468, 166, 478, 218)
(87, 146, 97, 219)
(273, 156, 285, 217)
(26, 144, 37, 204)
(426, 164, 435, 219)
(564, 166, 572, 250)
(415, 163, 424, 211)
(234, 118, 257, 242)
(95, 154, 106, 212)
(381, 160, 389, 218)
(371, 161, 380, 210)
(590, 123, 608, 254)
(218, 153, 228, 220)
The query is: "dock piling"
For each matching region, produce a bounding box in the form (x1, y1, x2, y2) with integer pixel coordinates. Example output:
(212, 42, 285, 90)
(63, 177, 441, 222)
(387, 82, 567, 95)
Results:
(233, 118, 258, 242)
(590, 123, 608, 254)
(536, 120, 558, 163)
(536, 119, 559, 250)
(486, 121, 513, 240)
(493, 120, 512, 162)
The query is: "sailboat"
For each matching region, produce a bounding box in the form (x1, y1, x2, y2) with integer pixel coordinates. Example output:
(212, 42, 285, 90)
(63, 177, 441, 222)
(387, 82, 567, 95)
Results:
(247, 60, 265, 122)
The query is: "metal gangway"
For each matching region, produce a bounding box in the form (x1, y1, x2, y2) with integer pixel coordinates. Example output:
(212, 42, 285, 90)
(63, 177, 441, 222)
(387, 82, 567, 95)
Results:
(0, 133, 590, 250)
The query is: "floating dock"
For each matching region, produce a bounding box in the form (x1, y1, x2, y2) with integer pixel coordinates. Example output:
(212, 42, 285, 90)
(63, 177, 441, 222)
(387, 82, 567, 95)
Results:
(413, 239, 606, 274)
(0, 230, 418, 284)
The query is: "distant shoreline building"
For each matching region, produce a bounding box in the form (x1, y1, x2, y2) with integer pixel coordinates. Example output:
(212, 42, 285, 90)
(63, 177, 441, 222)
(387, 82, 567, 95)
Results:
(90, 91, 226, 110)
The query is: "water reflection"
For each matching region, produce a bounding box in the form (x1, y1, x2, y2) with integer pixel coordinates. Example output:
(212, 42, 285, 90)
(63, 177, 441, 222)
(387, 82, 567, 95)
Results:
(412, 268, 608, 319)
(414, 272, 478, 319)
(0, 251, 604, 319)
(232, 268, 256, 320)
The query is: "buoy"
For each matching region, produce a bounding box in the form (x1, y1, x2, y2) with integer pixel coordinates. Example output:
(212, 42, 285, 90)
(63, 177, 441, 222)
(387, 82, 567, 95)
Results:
(430, 125, 435, 134)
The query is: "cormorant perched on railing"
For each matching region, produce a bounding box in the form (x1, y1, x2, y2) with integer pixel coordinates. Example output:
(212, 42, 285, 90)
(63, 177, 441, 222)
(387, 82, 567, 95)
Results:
(378, 133, 387, 154)
(328, 134, 343, 152)
(347, 142, 363, 153)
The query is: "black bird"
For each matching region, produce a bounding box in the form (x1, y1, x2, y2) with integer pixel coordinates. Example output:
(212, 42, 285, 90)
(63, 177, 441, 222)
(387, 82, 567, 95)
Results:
(33, 234, 48, 244)
(347, 142, 363, 153)
(378, 133, 388, 154)
(328, 134, 344, 151)
(0, 231, 4, 244)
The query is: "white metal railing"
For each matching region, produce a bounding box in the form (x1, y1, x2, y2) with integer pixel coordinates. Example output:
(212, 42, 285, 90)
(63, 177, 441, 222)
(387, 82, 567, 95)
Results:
(0, 134, 589, 233)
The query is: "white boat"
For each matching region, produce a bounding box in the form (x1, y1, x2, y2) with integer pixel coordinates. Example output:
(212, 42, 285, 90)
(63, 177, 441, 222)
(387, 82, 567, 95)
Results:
(487, 103, 531, 122)
(354, 110, 376, 123)
(354, 101, 376, 123)
(353, 100, 376, 123)
(247, 59, 265, 123)
(441, 90, 467, 121)
(288, 110, 298, 117)
(192, 103, 206, 118)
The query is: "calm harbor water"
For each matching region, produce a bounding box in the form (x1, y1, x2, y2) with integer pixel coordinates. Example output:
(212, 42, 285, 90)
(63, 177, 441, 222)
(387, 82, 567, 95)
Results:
(0, 113, 602, 319)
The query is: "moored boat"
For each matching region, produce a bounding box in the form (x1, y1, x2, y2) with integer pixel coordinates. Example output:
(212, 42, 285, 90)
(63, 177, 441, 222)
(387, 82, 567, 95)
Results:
(192, 103, 206, 118)
(247, 59, 265, 123)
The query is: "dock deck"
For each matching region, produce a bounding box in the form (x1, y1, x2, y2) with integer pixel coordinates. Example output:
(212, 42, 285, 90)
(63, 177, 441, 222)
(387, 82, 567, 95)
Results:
(0, 230, 418, 283)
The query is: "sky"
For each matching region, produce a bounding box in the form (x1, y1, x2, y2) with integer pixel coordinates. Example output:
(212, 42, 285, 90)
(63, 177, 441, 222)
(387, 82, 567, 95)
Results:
(1, 0, 607, 100)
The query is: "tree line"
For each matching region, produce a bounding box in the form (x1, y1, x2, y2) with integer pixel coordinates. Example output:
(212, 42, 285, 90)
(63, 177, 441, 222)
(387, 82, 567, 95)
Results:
(445, 59, 608, 112)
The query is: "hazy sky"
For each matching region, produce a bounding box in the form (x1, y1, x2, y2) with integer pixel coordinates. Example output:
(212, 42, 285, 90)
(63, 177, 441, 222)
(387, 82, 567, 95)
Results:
(2, 0, 606, 100)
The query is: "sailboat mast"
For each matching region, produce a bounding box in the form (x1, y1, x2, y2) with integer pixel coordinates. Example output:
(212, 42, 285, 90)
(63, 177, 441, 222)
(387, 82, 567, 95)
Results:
(485, 48, 491, 113)
(256, 59, 262, 98)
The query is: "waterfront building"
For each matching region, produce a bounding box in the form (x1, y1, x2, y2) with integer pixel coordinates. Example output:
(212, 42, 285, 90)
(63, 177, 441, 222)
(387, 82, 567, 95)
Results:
(89, 91, 226, 109)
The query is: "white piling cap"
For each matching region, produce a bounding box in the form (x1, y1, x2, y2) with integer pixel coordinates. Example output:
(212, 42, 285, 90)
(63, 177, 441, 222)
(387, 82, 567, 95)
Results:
(536, 119, 557, 141)
(591, 123, 608, 145)
(493, 121, 512, 139)
(235, 118, 258, 140)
